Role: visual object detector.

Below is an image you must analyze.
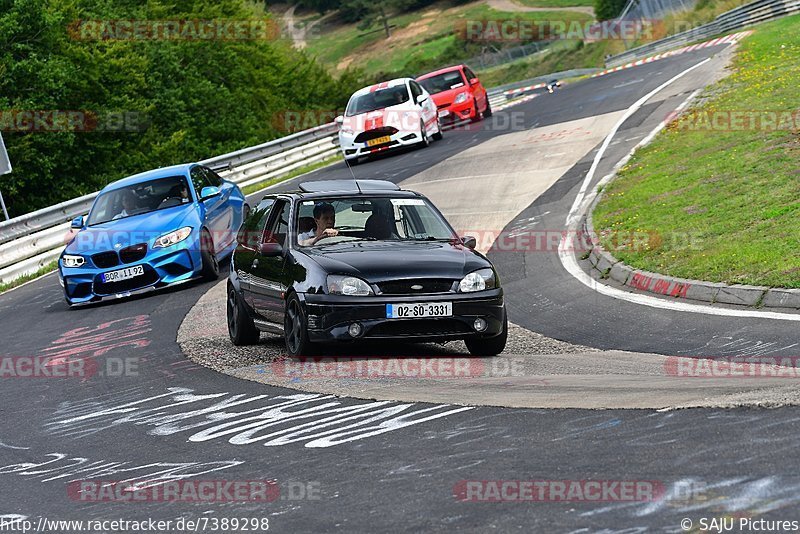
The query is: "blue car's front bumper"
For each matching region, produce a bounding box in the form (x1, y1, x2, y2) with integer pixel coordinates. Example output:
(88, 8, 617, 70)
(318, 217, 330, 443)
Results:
(59, 236, 203, 305)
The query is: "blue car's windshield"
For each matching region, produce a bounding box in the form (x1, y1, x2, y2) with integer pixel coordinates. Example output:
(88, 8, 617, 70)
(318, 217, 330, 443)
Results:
(87, 175, 191, 226)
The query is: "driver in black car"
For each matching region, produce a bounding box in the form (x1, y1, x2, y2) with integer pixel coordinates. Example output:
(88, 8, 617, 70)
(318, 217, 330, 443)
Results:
(298, 201, 338, 246)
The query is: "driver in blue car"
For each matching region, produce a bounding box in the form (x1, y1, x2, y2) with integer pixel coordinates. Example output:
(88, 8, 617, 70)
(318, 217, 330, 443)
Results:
(113, 190, 138, 220)
(299, 201, 338, 246)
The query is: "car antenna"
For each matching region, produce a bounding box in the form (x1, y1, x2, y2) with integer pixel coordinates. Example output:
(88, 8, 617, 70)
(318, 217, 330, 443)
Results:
(344, 156, 362, 194)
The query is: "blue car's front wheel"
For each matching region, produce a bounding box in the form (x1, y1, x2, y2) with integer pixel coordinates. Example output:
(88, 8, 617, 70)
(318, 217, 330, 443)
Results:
(200, 230, 219, 281)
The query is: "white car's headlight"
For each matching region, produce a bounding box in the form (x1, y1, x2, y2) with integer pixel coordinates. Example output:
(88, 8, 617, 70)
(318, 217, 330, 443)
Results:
(154, 226, 192, 248)
(458, 268, 496, 292)
(327, 275, 374, 296)
(62, 254, 85, 268)
(340, 125, 355, 135)
(454, 92, 468, 104)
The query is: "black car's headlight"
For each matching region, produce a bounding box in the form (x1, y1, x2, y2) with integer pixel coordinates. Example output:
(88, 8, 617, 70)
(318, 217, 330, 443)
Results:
(458, 268, 497, 292)
(154, 226, 192, 249)
(327, 275, 374, 296)
(62, 254, 85, 268)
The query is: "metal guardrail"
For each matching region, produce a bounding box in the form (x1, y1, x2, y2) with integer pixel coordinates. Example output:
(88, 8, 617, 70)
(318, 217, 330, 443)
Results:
(606, 0, 800, 66)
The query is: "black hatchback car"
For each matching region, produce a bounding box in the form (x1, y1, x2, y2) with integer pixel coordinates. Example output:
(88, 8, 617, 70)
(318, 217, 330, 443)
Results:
(226, 179, 507, 356)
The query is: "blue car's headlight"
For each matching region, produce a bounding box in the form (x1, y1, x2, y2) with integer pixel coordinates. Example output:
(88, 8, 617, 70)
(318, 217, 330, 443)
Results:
(458, 268, 496, 292)
(327, 275, 374, 296)
(62, 254, 85, 268)
(154, 227, 192, 249)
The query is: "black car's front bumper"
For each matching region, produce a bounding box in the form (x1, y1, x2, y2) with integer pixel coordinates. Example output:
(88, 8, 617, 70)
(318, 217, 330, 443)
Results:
(299, 289, 504, 343)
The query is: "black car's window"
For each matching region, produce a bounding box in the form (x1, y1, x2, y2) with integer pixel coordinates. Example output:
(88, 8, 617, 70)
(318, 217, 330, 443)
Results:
(296, 196, 455, 246)
(345, 85, 410, 116)
(264, 200, 290, 248)
(418, 70, 466, 94)
(87, 175, 191, 226)
(238, 198, 274, 249)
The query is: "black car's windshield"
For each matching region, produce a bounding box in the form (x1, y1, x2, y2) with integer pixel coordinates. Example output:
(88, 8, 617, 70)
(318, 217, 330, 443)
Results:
(296, 196, 456, 247)
(418, 70, 466, 95)
(345, 86, 410, 117)
(87, 175, 192, 226)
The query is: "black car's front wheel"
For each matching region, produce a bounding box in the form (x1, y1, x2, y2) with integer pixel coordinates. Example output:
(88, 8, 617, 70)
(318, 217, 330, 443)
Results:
(227, 286, 260, 346)
(284, 293, 315, 356)
(465, 311, 508, 356)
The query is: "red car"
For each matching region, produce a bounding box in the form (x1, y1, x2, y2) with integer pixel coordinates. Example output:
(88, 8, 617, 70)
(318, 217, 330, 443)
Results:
(416, 65, 491, 125)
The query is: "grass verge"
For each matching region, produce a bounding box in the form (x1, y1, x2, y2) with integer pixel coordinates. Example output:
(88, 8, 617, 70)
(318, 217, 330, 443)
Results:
(593, 14, 800, 288)
(0, 260, 58, 295)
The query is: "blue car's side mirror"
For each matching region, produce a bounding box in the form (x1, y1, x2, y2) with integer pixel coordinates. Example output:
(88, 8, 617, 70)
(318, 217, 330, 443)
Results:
(70, 216, 84, 229)
(200, 186, 221, 201)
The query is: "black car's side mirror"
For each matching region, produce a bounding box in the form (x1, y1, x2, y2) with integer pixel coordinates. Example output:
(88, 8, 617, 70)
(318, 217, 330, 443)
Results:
(259, 242, 283, 257)
(461, 236, 477, 250)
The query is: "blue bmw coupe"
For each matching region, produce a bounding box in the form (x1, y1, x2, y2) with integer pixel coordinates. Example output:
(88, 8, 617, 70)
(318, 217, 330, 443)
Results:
(58, 163, 248, 306)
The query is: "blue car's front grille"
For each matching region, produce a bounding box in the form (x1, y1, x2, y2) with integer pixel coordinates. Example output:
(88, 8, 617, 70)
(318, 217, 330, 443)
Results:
(120, 243, 147, 264)
(93, 265, 159, 295)
(92, 251, 119, 269)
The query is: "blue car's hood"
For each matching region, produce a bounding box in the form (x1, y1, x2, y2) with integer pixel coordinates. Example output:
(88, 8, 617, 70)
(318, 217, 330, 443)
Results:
(66, 204, 199, 254)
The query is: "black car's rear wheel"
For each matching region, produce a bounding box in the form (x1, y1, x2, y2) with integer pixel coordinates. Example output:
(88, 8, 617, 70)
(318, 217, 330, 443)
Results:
(284, 293, 315, 356)
(227, 286, 260, 346)
(200, 230, 219, 281)
(465, 311, 507, 356)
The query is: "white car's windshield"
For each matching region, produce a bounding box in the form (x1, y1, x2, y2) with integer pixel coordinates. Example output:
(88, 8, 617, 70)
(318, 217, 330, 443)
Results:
(296, 196, 456, 246)
(87, 175, 191, 226)
(345, 86, 411, 117)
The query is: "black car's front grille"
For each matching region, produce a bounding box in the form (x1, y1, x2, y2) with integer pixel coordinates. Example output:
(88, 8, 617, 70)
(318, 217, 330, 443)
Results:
(377, 279, 456, 295)
(369, 318, 471, 337)
(120, 243, 147, 264)
(92, 251, 119, 269)
(93, 265, 158, 295)
(354, 127, 398, 143)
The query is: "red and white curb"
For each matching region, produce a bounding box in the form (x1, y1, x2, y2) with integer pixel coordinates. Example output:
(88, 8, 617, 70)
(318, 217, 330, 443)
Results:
(494, 92, 539, 112)
(503, 82, 547, 97)
(591, 30, 754, 78)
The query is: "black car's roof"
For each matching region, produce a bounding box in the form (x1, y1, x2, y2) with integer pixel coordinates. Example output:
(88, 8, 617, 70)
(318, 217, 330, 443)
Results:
(263, 180, 423, 201)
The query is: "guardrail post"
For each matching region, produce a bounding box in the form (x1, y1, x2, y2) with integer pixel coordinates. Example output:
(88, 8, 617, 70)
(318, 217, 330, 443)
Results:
(0, 191, 8, 221)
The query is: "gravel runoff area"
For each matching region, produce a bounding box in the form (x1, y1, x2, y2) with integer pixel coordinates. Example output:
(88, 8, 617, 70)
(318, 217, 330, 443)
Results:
(179, 280, 800, 410)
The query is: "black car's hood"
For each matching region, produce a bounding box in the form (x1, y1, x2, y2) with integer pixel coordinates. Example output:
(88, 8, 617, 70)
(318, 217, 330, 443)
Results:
(300, 240, 491, 282)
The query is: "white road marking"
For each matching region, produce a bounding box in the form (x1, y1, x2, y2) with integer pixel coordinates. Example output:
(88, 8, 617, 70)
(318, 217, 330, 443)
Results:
(559, 59, 800, 321)
(566, 58, 711, 226)
(613, 78, 644, 88)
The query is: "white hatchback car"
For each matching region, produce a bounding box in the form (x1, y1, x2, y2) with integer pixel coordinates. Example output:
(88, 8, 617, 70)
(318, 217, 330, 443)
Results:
(336, 78, 442, 165)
